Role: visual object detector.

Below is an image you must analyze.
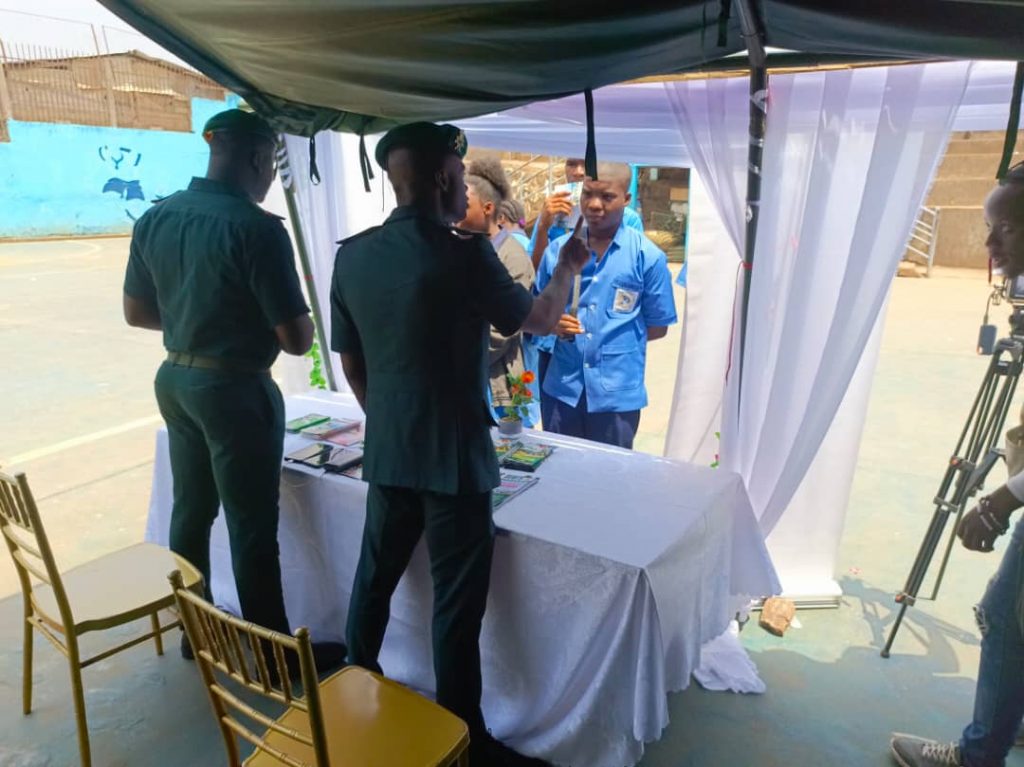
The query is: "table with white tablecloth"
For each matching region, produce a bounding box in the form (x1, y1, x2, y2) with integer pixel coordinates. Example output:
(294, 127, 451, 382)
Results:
(145, 390, 777, 767)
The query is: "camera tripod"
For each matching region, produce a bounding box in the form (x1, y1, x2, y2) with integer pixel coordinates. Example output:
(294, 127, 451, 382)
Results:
(882, 315, 1024, 658)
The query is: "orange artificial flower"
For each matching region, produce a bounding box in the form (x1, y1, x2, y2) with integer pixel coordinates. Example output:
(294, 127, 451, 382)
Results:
(525, 388, 533, 398)
(522, 371, 535, 384)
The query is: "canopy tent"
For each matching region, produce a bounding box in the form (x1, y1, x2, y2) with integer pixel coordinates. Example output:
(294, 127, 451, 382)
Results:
(97, 0, 1024, 136)
(459, 61, 1024, 162)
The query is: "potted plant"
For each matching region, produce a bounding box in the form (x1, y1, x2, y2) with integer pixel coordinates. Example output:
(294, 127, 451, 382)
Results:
(498, 370, 535, 437)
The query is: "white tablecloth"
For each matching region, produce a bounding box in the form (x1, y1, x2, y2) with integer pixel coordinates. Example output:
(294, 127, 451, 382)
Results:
(145, 391, 778, 767)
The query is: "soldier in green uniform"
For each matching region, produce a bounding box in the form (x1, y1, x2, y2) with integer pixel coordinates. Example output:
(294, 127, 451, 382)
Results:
(123, 109, 342, 666)
(330, 122, 588, 766)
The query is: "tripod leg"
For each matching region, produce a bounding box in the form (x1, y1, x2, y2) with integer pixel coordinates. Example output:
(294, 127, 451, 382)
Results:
(882, 488, 961, 658)
(930, 448, 1005, 601)
(881, 600, 911, 658)
(883, 341, 1021, 657)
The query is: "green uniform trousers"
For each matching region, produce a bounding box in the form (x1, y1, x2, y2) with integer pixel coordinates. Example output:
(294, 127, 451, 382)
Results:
(154, 361, 290, 634)
(346, 485, 495, 735)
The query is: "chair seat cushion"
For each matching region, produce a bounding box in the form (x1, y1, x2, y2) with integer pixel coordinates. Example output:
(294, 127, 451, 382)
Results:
(32, 542, 202, 634)
(244, 666, 469, 767)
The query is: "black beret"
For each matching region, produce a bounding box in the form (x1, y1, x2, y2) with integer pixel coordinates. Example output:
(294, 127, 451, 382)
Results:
(202, 109, 277, 143)
(375, 122, 468, 170)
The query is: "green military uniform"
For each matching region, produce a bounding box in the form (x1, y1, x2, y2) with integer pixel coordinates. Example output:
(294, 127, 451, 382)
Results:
(124, 111, 308, 635)
(331, 123, 533, 737)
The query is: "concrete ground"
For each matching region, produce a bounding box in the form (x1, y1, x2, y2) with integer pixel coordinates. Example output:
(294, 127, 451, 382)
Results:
(0, 238, 1021, 766)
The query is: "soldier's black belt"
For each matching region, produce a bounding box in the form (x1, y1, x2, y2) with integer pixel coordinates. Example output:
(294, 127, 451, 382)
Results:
(166, 352, 269, 375)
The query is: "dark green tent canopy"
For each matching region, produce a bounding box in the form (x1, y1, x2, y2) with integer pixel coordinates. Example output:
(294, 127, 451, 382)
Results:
(97, 0, 1024, 136)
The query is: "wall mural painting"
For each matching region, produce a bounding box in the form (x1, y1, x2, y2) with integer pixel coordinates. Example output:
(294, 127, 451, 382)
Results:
(98, 145, 147, 220)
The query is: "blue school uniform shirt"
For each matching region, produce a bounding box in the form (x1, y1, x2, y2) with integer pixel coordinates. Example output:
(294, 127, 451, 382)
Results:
(530, 206, 644, 355)
(534, 222, 677, 413)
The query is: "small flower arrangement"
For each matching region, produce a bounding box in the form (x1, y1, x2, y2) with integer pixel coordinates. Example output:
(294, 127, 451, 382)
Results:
(503, 370, 535, 423)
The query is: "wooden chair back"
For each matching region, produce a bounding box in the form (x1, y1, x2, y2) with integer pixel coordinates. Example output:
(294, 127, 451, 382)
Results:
(169, 570, 330, 767)
(0, 469, 75, 630)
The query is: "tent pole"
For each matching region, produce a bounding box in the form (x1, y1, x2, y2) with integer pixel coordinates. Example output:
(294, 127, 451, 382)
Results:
(278, 137, 338, 392)
(734, 0, 767, 412)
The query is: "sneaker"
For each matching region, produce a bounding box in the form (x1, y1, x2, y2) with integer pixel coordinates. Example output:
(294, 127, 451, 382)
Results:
(890, 733, 963, 767)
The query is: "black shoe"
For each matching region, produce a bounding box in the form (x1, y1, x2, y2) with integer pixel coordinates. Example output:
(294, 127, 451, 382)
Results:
(310, 641, 348, 675)
(470, 733, 552, 767)
(180, 632, 194, 661)
(268, 641, 348, 687)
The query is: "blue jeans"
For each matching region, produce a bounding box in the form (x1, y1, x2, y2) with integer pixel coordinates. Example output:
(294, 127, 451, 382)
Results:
(961, 515, 1024, 767)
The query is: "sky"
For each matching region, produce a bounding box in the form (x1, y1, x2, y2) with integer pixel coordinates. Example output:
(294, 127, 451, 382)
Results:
(0, 0, 178, 62)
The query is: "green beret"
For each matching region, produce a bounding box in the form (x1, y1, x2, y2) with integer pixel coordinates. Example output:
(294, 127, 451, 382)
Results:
(375, 122, 468, 170)
(202, 108, 277, 142)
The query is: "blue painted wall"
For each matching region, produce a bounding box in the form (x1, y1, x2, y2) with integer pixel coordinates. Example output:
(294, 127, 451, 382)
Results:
(0, 95, 239, 238)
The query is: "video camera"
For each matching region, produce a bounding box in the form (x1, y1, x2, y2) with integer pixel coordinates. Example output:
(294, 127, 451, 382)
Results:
(978, 276, 1024, 353)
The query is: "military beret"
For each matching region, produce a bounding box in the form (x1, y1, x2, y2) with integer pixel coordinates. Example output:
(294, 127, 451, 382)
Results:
(375, 122, 468, 170)
(202, 109, 277, 143)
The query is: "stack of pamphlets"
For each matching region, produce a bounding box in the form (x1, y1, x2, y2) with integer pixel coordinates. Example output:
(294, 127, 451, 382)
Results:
(499, 442, 555, 473)
(493, 471, 539, 510)
(324, 425, 365, 446)
(300, 418, 361, 439)
(285, 413, 330, 433)
(494, 438, 518, 460)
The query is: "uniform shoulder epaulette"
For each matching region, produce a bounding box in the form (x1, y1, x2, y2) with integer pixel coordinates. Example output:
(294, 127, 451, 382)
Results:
(337, 225, 383, 247)
(261, 209, 286, 221)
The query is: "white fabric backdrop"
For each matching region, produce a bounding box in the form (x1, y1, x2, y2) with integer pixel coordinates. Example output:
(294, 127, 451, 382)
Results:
(659, 75, 749, 469)
(281, 133, 395, 390)
(720, 62, 973, 530)
(709, 62, 972, 598)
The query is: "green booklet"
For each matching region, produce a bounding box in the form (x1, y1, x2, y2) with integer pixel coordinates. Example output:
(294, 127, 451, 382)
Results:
(500, 443, 555, 473)
(285, 413, 331, 433)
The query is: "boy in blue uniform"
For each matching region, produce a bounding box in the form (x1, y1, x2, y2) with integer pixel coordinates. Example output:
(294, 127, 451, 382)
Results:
(535, 162, 677, 449)
(528, 159, 645, 427)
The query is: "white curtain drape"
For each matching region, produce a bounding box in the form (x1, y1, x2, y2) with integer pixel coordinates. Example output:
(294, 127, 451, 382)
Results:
(282, 133, 395, 390)
(663, 62, 972, 598)
(720, 61, 973, 540)
(661, 77, 749, 466)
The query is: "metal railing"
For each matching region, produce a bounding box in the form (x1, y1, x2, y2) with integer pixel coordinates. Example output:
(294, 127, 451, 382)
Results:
(504, 154, 562, 221)
(906, 205, 941, 277)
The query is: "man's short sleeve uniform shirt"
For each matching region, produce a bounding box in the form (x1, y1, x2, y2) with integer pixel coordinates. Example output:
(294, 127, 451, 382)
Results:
(124, 177, 308, 369)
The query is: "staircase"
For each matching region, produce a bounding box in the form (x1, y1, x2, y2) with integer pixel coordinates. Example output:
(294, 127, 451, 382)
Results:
(501, 153, 562, 222)
(910, 132, 1022, 270)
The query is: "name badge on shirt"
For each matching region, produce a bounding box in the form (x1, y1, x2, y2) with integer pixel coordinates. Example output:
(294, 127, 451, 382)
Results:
(613, 287, 640, 313)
